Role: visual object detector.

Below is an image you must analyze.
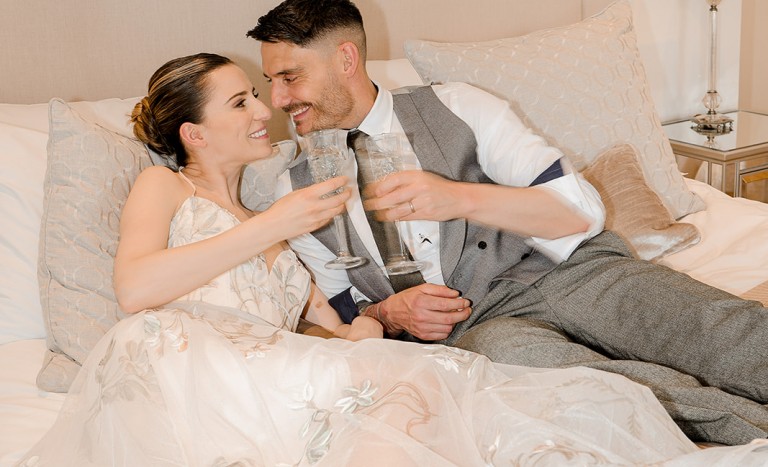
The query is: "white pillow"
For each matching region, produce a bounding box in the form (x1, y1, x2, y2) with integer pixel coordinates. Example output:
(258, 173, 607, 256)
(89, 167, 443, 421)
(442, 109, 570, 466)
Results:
(367, 58, 423, 90)
(0, 98, 141, 347)
(404, 0, 704, 220)
(0, 103, 50, 344)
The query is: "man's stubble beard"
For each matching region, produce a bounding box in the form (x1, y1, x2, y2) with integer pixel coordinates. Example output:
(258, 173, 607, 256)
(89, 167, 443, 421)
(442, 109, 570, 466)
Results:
(293, 74, 355, 136)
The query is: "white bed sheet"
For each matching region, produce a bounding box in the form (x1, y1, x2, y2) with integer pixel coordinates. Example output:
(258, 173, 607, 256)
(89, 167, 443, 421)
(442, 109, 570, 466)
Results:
(662, 178, 768, 296)
(2, 180, 768, 464)
(0, 339, 64, 467)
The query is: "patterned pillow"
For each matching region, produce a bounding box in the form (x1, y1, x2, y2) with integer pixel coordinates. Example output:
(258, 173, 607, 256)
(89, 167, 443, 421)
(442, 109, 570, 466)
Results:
(404, 0, 704, 220)
(37, 99, 151, 392)
(582, 144, 700, 261)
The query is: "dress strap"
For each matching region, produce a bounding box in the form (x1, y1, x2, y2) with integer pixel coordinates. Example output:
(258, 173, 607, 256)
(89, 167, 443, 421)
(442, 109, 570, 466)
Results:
(177, 167, 196, 194)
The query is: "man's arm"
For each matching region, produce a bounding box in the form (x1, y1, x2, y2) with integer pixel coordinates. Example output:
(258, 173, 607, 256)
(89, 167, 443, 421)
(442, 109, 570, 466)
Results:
(366, 82, 605, 261)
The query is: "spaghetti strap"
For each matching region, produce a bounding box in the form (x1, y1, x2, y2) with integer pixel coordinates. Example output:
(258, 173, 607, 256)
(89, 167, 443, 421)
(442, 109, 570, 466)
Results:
(177, 167, 196, 194)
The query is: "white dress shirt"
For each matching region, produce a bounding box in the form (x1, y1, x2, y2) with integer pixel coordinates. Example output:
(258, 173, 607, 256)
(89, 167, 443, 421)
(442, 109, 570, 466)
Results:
(275, 82, 605, 301)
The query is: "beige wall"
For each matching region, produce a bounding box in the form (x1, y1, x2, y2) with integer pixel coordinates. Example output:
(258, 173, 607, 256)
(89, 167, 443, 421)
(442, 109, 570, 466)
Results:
(739, 0, 768, 114)
(1, 0, 763, 125)
(0, 0, 585, 105)
(359, 0, 585, 60)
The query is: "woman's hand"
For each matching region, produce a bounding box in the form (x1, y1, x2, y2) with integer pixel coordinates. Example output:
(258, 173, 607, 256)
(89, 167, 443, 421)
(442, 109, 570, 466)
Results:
(260, 176, 351, 240)
(343, 316, 384, 341)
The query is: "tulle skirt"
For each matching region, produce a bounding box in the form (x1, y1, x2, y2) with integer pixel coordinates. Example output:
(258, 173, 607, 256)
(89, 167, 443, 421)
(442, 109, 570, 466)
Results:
(19, 303, 768, 466)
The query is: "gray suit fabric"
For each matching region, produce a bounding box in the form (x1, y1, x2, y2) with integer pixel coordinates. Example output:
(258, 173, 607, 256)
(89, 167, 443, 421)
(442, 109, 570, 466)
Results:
(290, 86, 768, 445)
(452, 230, 768, 445)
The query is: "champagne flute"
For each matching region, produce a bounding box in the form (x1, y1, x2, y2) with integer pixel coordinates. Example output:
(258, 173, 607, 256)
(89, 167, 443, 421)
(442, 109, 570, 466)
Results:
(364, 133, 425, 275)
(304, 129, 367, 270)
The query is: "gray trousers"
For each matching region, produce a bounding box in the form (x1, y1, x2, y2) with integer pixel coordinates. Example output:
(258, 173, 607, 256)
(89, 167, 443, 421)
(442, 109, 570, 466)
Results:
(447, 231, 768, 445)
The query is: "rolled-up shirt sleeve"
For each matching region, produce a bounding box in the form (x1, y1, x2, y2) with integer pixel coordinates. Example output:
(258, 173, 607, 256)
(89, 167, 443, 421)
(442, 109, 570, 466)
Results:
(529, 165, 606, 261)
(435, 82, 605, 262)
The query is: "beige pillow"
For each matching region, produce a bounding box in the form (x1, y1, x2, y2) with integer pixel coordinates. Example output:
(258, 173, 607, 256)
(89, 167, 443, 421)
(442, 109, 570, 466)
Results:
(37, 99, 295, 392)
(404, 0, 704, 220)
(582, 144, 700, 261)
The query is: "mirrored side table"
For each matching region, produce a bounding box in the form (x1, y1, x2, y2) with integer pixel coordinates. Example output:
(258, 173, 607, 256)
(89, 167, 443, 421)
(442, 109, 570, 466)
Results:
(663, 111, 768, 200)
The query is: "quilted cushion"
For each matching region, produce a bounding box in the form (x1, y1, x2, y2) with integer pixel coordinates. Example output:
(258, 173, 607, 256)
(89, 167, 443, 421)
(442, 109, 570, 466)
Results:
(37, 99, 151, 392)
(404, 0, 704, 220)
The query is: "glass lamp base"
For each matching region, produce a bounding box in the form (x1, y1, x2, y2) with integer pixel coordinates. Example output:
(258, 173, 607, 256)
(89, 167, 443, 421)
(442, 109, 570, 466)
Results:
(692, 112, 734, 135)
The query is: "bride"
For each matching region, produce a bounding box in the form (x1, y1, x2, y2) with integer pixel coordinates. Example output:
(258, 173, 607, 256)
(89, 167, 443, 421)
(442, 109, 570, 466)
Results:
(19, 53, 768, 466)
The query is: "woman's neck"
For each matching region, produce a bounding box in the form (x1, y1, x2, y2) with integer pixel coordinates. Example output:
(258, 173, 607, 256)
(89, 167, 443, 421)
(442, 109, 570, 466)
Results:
(180, 163, 252, 220)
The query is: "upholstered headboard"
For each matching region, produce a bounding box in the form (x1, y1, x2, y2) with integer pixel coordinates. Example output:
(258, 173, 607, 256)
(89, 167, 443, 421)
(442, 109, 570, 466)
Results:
(0, 0, 611, 139)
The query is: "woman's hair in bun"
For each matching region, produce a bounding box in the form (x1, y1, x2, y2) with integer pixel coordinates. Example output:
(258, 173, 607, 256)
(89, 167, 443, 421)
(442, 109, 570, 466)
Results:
(130, 53, 234, 168)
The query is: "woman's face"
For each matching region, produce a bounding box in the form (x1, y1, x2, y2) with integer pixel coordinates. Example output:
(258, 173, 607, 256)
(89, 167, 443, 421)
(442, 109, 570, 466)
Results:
(197, 64, 273, 163)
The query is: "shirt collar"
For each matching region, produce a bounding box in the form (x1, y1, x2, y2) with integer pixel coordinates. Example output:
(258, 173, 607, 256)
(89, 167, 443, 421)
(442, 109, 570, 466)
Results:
(356, 81, 395, 137)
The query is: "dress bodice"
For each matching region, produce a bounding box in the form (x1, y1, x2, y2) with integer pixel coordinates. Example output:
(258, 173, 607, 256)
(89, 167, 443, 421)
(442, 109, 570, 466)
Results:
(167, 195, 311, 332)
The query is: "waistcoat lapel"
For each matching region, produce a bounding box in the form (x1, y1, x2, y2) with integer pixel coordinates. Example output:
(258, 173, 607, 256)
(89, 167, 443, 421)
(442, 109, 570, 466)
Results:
(392, 86, 480, 282)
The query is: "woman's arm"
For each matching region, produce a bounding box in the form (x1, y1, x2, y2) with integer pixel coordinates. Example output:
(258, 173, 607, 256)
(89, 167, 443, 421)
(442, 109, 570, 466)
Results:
(303, 283, 383, 341)
(114, 166, 351, 313)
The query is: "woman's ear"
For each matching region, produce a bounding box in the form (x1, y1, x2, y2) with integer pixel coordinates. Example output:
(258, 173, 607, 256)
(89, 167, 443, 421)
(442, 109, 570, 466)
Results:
(180, 122, 206, 148)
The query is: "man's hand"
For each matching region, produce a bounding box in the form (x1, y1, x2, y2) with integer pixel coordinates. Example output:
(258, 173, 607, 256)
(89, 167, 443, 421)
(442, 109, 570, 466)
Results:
(377, 283, 471, 341)
(362, 171, 469, 223)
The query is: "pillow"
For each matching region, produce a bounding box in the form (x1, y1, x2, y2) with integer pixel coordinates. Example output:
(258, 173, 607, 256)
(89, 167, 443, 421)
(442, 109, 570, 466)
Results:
(404, 0, 704, 220)
(36, 99, 153, 392)
(0, 103, 50, 345)
(37, 99, 295, 392)
(581, 144, 700, 261)
(367, 58, 423, 90)
(241, 140, 296, 212)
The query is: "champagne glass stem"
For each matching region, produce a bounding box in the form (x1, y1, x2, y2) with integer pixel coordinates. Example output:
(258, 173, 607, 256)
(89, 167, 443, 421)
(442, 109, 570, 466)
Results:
(333, 215, 352, 256)
(392, 220, 409, 261)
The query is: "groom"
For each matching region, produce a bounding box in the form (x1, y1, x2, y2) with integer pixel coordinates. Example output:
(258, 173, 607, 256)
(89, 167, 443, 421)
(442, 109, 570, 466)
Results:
(248, 0, 768, 445)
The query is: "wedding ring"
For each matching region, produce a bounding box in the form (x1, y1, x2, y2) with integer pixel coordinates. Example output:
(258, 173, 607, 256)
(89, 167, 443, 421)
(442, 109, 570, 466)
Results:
(408, 200, 416, 214)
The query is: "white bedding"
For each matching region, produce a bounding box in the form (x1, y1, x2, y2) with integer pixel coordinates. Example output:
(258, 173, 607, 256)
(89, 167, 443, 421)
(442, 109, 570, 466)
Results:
(662, 178, 768, 296)
(0, 340, 65, 467)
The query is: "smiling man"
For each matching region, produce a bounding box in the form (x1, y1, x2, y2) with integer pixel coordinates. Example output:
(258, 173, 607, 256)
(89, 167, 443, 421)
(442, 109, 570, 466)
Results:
(257, 5, 374, 136)
(247, 0, 768, 445)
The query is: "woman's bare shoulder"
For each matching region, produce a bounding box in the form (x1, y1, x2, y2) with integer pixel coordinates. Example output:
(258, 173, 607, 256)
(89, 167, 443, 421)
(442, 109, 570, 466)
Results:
(136, 165, 179, 182)
(127, 166, 191, 209)
(133, 166, 187, 190)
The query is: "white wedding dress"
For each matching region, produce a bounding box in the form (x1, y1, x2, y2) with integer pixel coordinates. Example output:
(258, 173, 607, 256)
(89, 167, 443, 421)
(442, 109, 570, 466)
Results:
(19, 194, 768, 466)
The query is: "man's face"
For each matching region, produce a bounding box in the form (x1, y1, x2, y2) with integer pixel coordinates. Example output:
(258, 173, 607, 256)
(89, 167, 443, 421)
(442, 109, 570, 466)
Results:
(261, 40, 354, 135)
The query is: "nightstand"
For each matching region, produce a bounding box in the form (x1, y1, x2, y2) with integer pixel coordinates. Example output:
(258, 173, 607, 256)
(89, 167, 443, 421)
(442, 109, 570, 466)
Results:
(663, 111, 768, 200)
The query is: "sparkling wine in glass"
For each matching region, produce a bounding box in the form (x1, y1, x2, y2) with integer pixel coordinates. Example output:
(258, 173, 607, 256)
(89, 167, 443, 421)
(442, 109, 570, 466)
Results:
(304, 129, 367, 270)
(364, 133, 425, 275)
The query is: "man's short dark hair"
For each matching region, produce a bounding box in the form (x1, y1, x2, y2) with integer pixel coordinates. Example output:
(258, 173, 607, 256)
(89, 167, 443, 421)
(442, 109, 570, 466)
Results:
(247, 0, 365, 55)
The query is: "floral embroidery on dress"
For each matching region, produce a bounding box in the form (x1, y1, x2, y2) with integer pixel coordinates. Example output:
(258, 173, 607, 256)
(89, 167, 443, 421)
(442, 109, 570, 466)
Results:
(167, 196, 310, 332)
(423, 344, 484, 378)
(289, 378, 435, 464)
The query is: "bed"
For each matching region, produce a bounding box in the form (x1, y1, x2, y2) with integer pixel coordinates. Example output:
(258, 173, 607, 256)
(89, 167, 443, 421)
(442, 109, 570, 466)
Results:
(2, 0, 768, 465)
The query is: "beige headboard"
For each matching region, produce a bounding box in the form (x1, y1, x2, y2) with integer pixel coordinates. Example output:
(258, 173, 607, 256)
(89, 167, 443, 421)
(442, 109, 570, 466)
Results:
(0, 0, 610, 138)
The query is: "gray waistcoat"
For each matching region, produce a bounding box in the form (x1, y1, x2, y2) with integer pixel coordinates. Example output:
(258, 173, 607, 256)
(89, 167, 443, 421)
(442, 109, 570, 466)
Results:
(290, 86, 557, 306)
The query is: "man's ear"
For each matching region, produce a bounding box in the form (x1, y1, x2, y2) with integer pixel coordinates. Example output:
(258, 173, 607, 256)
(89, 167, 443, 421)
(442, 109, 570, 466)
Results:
(180, 122, 206, 148)
(339, 42, 360, 75)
